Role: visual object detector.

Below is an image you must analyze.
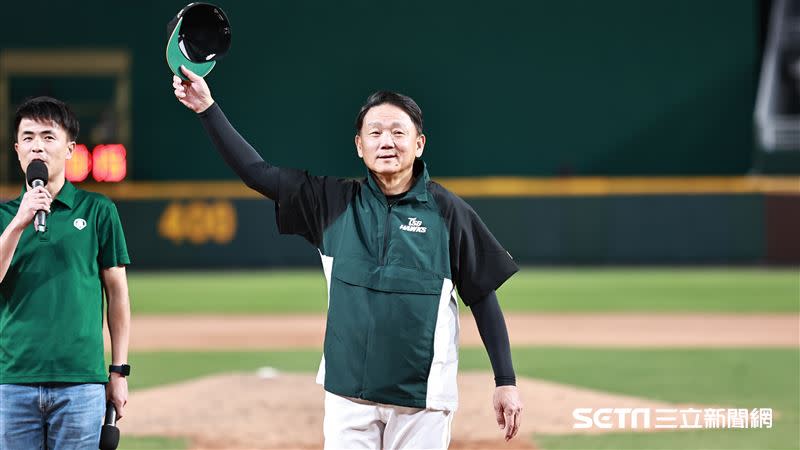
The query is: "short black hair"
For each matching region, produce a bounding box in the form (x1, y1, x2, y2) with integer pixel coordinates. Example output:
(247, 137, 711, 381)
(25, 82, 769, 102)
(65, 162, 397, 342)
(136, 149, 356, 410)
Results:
(354, 91, 423, 135)
(14, 96, 79, 142)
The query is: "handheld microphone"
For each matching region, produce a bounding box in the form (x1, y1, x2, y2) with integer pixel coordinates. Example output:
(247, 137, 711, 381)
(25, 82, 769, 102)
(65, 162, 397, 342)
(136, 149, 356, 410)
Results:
(25, 160, 48, 233)
(99, 401, 120, 450)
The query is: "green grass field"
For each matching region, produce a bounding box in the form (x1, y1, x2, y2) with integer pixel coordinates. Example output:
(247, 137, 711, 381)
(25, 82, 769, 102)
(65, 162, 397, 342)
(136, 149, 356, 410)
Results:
(128, 267, 800, 314)
(120, 348, 799, 450)
(119, 267, 799, 450)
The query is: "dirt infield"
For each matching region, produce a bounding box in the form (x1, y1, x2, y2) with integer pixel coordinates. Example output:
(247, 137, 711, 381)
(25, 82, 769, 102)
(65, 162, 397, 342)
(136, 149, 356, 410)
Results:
(111, 313, 800, 351)
(121, 372, 715, 450)
(112, 313, 798, 449)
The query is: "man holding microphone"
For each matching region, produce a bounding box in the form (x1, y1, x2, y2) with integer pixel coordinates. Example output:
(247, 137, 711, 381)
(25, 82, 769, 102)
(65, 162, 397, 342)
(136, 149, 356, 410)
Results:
(0, 96, 131, 448)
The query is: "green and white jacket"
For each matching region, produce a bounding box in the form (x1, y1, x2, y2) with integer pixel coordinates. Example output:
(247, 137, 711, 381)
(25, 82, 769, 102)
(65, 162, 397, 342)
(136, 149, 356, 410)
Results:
(276, 160, 518, 411)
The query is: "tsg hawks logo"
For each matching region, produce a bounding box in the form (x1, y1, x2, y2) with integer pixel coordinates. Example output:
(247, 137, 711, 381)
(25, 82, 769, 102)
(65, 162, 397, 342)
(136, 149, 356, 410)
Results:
(399, 217, 427, 233)
(73, 218, 87, 230)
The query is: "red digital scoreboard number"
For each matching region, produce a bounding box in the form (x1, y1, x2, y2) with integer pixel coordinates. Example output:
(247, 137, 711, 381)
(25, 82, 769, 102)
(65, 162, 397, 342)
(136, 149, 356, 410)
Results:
(65, 144, 127, 183)
(92, 144, 127, 182)
(65, 144, 92, 182)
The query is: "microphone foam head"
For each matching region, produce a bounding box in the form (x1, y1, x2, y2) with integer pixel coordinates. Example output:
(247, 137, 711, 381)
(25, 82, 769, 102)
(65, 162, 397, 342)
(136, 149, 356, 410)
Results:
(25, 160, 48, 187)
(99, 425, 120, 450)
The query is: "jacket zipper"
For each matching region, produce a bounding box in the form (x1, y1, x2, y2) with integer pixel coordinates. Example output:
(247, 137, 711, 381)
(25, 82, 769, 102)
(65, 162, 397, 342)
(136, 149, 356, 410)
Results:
(380, 202, 394, 266)
(363, 200, 393, 396)
(359, 202, 397, 398)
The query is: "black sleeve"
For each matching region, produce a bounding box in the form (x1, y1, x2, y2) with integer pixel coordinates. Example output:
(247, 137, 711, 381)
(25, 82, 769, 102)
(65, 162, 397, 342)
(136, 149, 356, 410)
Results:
(274, 168, 356, 248)
(470, 290, 516, 386)
(429, 183, 519, 305)
(198, 103, 355, 248)
(197, 102, 280, 199)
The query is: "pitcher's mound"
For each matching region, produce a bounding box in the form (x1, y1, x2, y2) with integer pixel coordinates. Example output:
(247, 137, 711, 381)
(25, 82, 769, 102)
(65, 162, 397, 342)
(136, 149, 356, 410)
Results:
(120, 371, 711, 449)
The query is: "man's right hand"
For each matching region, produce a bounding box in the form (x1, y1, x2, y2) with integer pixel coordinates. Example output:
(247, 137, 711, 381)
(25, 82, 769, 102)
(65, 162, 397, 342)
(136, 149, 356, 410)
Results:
(13, 186, 51, 228)
(173, 66, 215, 113)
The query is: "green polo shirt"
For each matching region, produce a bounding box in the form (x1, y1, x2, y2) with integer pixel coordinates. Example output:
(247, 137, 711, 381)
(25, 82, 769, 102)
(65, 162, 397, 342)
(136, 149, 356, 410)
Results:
(0, 181, 130, 384)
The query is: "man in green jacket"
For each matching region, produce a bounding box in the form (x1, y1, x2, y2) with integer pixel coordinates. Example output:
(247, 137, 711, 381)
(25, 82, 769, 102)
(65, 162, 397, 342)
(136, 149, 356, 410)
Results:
(0, 96, 131, 448)
(174, 66, 522, 449)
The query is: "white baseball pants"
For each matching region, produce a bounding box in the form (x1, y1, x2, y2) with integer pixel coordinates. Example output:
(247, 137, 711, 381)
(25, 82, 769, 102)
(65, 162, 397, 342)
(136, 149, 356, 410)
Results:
(323, 391, 453, 450)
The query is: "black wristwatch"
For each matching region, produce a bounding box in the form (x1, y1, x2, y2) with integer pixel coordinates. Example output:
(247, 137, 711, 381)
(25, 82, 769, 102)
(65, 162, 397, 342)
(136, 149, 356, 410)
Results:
(109, 364, 131, 377)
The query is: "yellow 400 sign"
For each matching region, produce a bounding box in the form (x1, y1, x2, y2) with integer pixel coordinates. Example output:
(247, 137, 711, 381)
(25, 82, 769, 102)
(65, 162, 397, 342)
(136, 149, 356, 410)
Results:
(158, 201, 237, 244)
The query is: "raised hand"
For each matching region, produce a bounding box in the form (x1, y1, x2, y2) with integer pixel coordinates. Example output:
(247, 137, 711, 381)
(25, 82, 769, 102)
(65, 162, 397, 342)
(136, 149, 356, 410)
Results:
(172, 66, 215, 113)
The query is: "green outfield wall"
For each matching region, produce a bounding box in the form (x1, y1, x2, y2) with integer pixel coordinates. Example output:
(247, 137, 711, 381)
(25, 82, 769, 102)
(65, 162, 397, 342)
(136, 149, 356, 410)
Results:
(113, 192, 797, 267)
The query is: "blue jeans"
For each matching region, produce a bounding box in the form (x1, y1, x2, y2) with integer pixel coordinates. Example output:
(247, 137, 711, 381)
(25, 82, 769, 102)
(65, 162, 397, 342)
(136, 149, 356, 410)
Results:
(0, 383, 105, 450)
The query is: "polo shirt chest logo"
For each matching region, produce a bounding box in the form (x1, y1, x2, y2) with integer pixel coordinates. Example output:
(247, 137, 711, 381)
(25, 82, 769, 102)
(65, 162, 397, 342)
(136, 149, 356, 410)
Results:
(73, 218, 87, 230)
(399, 217, 427, 234)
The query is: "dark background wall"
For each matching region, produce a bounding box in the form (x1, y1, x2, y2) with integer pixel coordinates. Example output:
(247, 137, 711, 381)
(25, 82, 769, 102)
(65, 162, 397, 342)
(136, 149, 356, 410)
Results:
(115, 194, 776, 268)
(2, 0, 760, 181)
(4, 1, 789, 266)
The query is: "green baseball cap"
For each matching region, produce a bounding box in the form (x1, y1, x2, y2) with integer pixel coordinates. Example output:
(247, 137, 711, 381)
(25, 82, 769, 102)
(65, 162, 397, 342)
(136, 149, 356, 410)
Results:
(166, 3, 232, 80)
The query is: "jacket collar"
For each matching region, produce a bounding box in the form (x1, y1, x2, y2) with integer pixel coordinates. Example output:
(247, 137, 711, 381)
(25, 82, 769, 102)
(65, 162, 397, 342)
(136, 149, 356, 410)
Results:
(365, 159, 429, 204)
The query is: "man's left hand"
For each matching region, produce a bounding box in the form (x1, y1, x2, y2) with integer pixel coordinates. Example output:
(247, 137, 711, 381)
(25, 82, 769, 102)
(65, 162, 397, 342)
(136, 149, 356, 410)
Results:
(493, 385, 523, 441)
(107, 373, 129, 420)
